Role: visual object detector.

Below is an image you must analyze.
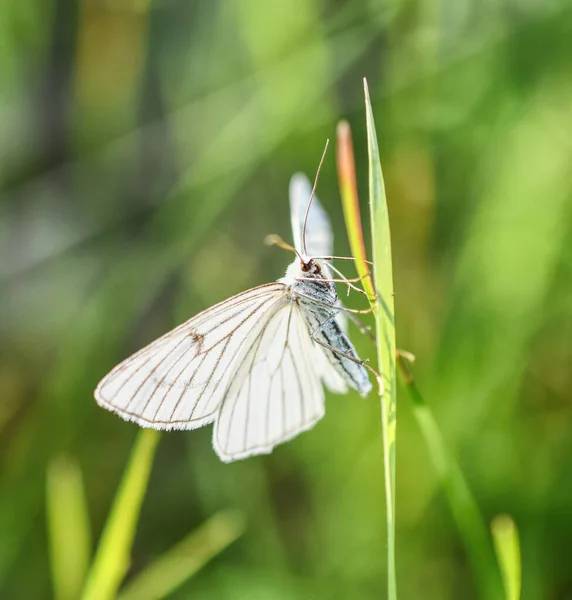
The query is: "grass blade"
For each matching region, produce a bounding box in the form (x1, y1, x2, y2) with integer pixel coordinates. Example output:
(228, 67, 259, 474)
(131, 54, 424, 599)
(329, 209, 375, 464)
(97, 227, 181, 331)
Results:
(46, 455, 92, 600)
(492, 515, 521, 600)
(118, 510, 245, 600)
(397, 356, 505, 599)
(81, 429, 160, 600)
(364, 78, 397, 600)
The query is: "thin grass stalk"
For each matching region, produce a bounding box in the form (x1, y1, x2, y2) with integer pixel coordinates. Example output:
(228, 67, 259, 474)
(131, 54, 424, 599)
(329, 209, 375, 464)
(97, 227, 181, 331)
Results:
(118, 510, 244, 600)
(397, 355, 505, 600)
(47, 456, 92, 600)
(492, 515, 521, 600)
(336, 80, 397, 599)
(81, 429, 160, 600)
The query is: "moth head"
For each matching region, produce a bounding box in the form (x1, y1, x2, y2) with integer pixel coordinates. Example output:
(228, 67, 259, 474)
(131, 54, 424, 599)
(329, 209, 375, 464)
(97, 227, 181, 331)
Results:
(300, 257, 322, 276)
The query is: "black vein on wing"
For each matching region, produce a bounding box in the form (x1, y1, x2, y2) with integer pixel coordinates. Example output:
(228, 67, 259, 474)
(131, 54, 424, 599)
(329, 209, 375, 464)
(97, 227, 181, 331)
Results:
(148, 293, 282, 425)
(289, 309, 307, 428)
(97, 284, 285, 425)
(219, 306, 326, 458)
(220, 307, 272, 453)
(100, 284, 278, 404)
(104, 284, 280, 380)
(123, 291, 275, 417)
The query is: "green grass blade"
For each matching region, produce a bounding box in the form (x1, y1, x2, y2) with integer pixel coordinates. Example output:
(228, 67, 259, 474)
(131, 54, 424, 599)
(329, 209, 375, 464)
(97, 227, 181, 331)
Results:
(492, 515, 521, 600)
(118, 510, 245, 600)
(81, 429, 160, 600)
(398, 357, 505, 599)
(363, 78, 397, 600)
(46, 455, 92, 600)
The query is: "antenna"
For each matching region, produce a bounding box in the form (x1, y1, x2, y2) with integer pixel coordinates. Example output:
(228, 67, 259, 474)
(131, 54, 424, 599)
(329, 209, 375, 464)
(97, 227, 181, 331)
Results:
(264, 234, 302, 262)
(302, 139, 329, 255)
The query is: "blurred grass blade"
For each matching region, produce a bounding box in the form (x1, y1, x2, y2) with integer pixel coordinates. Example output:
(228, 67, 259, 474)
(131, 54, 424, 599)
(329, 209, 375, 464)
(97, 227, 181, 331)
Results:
(336, 120, 375, 302)
(492, 515, 521, 600)
(47, 455, 92, 600)
(118, 510, 245, 600)
(82, 429, 160, 600)
(398, 356, 505, 599)
(363, 78, 397, 600)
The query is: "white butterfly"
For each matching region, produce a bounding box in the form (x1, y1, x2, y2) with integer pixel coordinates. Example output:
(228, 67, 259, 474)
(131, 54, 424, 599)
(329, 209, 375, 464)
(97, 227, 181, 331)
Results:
(95, 173, 372, 462)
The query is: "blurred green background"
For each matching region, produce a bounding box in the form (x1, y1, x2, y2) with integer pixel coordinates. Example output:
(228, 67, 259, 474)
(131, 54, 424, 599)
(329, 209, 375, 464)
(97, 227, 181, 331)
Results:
(1, 1, 571, 598)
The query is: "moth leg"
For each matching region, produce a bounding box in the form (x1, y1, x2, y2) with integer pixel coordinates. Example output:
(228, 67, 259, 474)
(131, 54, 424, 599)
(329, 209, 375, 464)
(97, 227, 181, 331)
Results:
(322, 262, 372, 298)
(296, 276, 368, 296)
(295, 291, 376, 315)
(345, 311, 375, 342)
(310, 315, 383, 394)
(312, 255, 374, 266)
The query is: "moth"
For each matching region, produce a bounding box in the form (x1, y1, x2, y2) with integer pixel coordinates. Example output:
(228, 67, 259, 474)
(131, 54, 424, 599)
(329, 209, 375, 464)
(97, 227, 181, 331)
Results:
(95, 165, 372, 462)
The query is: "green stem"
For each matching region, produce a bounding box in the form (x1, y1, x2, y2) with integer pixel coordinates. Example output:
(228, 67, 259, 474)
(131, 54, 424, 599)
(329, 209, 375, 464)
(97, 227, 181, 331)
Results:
(397, 356, 504, 600)
(81, 429, 161, 600)
(363, 79, 397, 600)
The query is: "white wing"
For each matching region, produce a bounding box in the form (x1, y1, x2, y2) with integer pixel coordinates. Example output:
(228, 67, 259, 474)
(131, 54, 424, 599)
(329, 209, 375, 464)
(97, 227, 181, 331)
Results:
(289, 172, 333, 258)
(289, 172, 349, 395)
(95, 283, 287, 430)
(214, 301, 326, 461)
